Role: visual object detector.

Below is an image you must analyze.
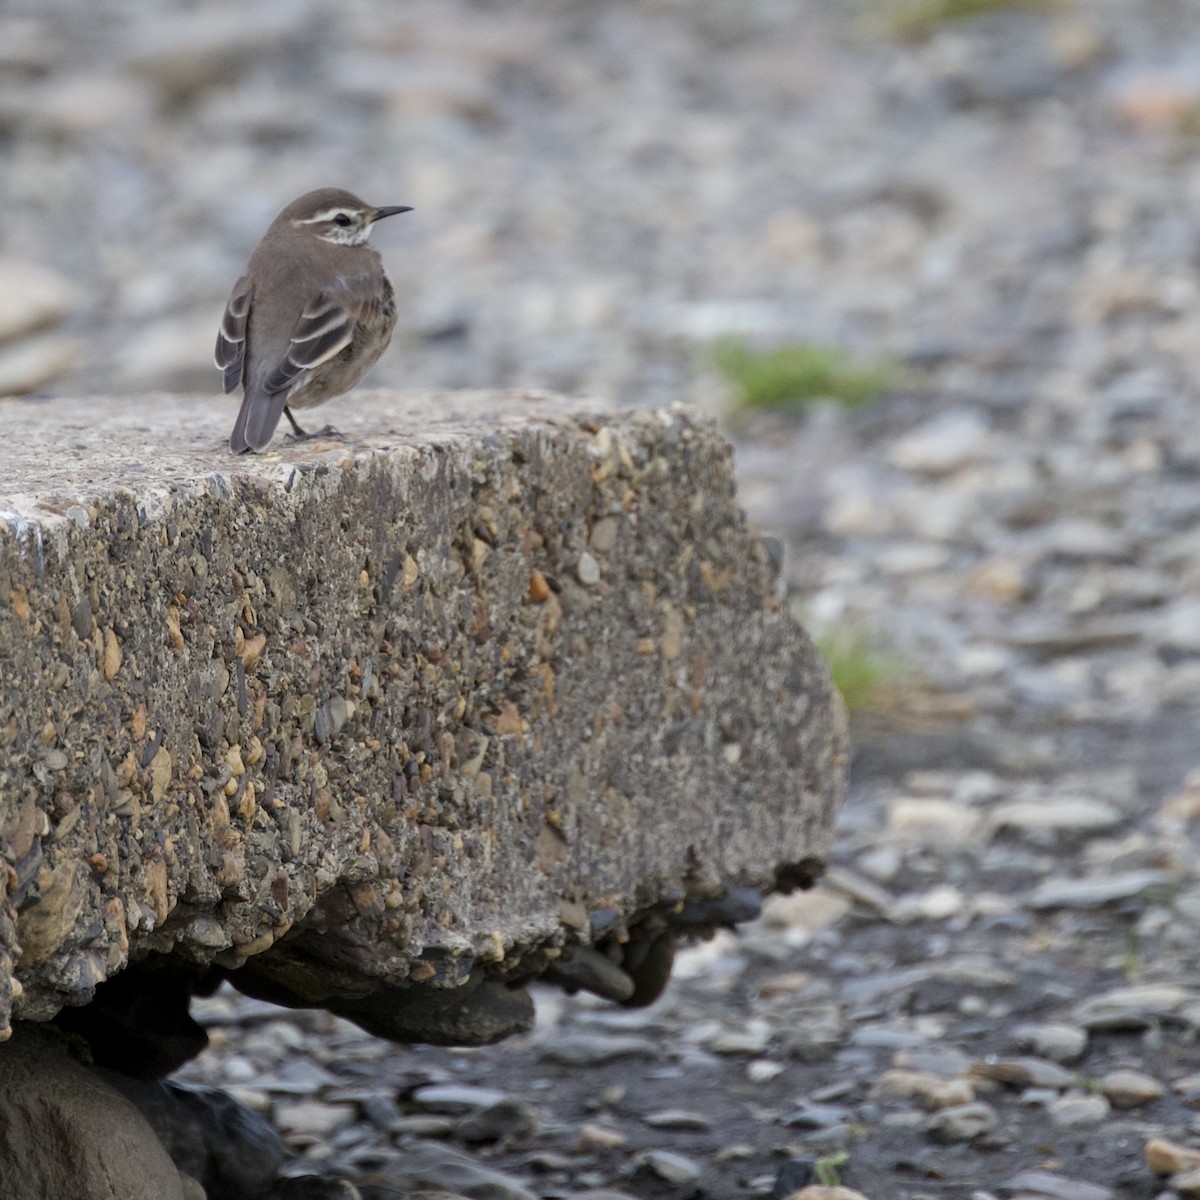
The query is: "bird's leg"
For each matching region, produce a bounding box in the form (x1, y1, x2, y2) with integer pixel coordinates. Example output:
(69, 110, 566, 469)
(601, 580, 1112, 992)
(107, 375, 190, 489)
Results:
(283, 407, 343, 442)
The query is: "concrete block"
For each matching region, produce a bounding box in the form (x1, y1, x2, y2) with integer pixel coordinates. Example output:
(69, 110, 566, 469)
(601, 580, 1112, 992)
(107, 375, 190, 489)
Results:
(0, 391, 845, 1044)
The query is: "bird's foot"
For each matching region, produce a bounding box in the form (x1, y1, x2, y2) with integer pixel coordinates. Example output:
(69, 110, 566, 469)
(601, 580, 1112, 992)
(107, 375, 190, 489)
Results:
(284, 424, 343, 443)
(283, 408, 343, 442)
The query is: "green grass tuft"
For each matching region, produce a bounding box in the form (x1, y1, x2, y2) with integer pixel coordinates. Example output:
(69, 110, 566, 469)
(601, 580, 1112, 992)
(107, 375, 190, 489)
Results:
(814, 1151, 850, 1188)
(715, 338, 895, 414)
(882, 0, 1058, 42)
(817, 628, 904, 711)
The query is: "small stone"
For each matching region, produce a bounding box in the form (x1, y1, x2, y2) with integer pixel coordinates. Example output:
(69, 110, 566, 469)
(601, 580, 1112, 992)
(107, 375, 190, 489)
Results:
(43, 748, 68, 771)
(888, 411, 991, 474)
(989, 799, 1122, 836)
(898, 1046, 974, 1077)
(926, 1101, 999, 1143)
(638, 1149, 702, 1185)
(876, 541, 951, 575)
(527, 569, 550, 602)
(149, 746, 173, 801)
(871, 1069, 973, 1109)
(274, 1101, 355, 1137)
(1002, 1168, 1113, 1200)
(642, 1109, 713, 1130)
(239, 632, 267, 671)
(1028, 871, 1173, 911)
(757, 972, 811, 999)
(314, 697, 354, 746)
(589, 517, 619, 553)
(1099, 1069, 1164, 1109)
(824, 866, 896, 915)
(0, 17, 57, 73)
(358, 1094, 403, 1133)
(1146, 1137, 1200, 1175)
(971, 1057, 1076, 1090)
(761, 888, 850, 932)
(387, 1114, 456, 1137)
(1111, 72, 1200, 130)
(1032, 522, 1132, 566)
(747, 1059, 785, 1083)
(370, 58, 498, 121)
(783, 1101, 854, 1128)
(576, 552, 601, 585)
(225, 745, 246, 778)
(1076, 984, 1199, 1030)
(824, 487, 893, 537)
(256, 1059, 338, 1094)
(103, 628, 122, 679)
(520, 1149, 573, 1172)
(888, 884, 967, 923)
(541, 1034, 658, 1067)
(1048, 1093, 1109, 1128)
(24, 73, 148, 139)
(0, 334, 81, 394)
(887, 798, 985, 845)
(1172, 1167, 1200, 1198)
(918, 884, 965, 921)
(847, 1017, 930, 1049)
(925, 1078, 975, 1109)
(576, 1123, 626, 1151)
(226, 1089, 270, 1113)
(0, 258, 77, 343)
(1160, 599, 1200, 654)
(1009, 1023, 1088, 1064)
(788, 1189, 871, 1200)
(962, 557, 1026, 604)
(455, 1096, 537, 1144)
(184, 915, 228, 949)
(125, 5, 314, 103)
(412, 1083, 510, 1113)
(711, 1025, 771, 1055)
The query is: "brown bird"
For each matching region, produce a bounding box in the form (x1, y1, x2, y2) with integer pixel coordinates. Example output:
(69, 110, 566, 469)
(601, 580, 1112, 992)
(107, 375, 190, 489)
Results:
(216, 187, 412, 454)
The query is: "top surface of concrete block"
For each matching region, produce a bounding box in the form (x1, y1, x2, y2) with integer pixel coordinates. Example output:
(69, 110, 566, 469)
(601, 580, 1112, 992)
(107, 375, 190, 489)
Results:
(0, 389, 602, 519)
(0, 391, 845, 1043)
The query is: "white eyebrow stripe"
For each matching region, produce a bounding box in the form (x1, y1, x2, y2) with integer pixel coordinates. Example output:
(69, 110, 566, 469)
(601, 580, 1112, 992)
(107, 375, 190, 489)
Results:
(293, 209, 358, 225)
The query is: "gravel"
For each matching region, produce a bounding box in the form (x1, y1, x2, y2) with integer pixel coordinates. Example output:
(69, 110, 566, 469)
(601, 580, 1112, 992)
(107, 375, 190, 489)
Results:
(8, 0, 1200, 1196)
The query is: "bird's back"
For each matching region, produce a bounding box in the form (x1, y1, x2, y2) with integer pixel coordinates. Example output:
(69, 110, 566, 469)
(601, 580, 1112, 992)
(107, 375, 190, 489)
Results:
(241, 239, 386, 410)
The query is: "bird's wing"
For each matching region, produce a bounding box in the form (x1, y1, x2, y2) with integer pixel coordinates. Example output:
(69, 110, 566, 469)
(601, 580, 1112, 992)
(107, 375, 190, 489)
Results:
(261, 293, 364, 396)
(214, 275, 252, 394)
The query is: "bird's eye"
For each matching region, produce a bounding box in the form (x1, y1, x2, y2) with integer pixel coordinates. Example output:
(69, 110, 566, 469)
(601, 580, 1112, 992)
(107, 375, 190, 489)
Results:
(333, 213, 352, 227)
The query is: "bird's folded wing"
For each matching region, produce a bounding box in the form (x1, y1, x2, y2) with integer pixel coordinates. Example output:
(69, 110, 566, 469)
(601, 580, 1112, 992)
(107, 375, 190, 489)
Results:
(214, 276, 252, 394)
(262, 293, 364, 396)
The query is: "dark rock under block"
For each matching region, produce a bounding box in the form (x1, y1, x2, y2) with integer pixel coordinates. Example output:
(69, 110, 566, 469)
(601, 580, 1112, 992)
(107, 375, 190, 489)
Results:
(0, 390, 846, 1045)
(0, 1023, 194, 1200)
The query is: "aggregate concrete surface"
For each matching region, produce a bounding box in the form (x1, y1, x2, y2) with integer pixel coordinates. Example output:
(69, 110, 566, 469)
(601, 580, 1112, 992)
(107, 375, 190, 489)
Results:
(0, 390, 845, 1046)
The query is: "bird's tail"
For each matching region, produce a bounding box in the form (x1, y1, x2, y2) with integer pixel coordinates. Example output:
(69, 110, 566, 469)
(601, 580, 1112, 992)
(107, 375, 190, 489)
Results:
(230, 387, 288, 454)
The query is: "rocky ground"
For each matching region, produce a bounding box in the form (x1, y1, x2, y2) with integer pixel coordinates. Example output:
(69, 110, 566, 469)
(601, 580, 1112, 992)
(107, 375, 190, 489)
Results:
(9, 0, 1200, 1197)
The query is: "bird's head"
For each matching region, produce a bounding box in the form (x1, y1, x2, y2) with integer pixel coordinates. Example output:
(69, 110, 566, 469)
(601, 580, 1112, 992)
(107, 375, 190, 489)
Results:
(279, 187, 412, 247)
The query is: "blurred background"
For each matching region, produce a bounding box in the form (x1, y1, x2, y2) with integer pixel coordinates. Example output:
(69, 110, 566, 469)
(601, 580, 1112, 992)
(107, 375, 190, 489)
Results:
(14, 4, 1200, 1194)
(5, 0, 1199, 416)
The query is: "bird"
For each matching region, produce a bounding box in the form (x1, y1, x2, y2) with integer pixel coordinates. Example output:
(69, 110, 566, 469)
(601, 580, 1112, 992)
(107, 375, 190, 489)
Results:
(215, 187, 412, 454)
